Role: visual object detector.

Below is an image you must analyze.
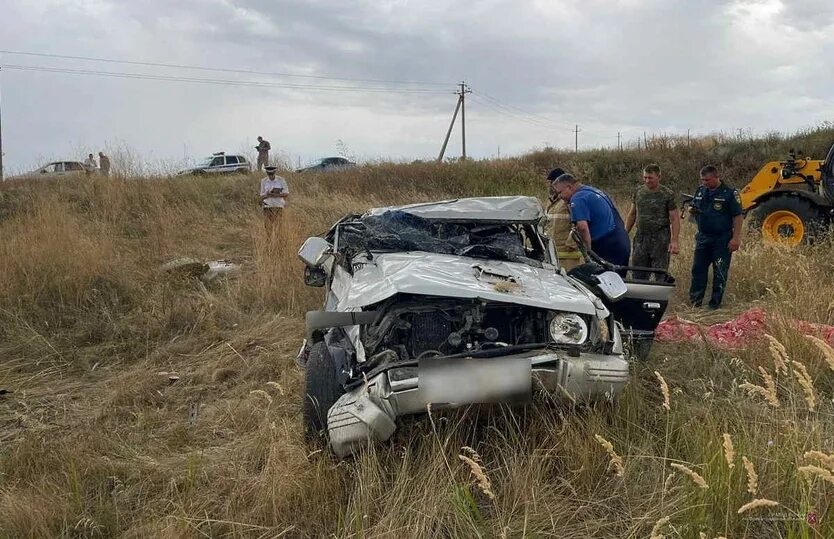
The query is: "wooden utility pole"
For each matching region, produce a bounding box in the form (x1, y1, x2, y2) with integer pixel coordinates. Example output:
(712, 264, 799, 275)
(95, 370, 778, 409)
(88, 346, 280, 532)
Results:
(437, 82, 470, 162)
(643, 131, 648, 151)
(438, 93, 462, 162)
(687, 129, 691, 147)
(617, 131, 621, 151)
(574, 124, 579, 152)
(460, 82, 468, 159)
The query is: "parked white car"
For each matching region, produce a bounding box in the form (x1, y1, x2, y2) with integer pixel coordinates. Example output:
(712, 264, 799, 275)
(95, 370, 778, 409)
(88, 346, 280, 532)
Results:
(297, 196, 674, 457)
(8, 161, 88, 180)
(177, 152, 251, 175)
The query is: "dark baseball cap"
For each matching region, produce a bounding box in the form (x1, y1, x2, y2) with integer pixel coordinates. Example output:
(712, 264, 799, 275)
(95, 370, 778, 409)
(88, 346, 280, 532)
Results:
(547, 167, 567, 182)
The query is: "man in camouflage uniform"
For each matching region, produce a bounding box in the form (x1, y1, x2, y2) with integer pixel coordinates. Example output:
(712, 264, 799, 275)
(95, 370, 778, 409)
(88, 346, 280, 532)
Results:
(545, 167, 582, 270)
(255, 136, 271, 172)
(625, 164, 680, 280)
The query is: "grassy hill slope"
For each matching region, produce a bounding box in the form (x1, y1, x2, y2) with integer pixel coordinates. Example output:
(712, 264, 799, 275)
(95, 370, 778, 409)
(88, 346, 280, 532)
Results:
(2, 129, 834, 537)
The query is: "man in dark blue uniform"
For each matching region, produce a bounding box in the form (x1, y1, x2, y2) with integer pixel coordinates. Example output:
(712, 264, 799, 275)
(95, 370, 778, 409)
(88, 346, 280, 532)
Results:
(551, 173, 630, 267)
(688, 165, 743, 309)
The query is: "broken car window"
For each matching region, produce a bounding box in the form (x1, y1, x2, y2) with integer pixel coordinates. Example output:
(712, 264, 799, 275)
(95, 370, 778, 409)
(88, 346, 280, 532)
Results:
(336, 210, 545, 266)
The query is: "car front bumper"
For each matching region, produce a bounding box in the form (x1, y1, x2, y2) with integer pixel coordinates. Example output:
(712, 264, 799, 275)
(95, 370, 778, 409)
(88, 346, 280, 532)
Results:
(326, 348, 629, 457)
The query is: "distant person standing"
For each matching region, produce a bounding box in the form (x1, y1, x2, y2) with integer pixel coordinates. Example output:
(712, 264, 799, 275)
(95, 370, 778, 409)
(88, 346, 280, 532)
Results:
(98, 152, 111, 177)
(625, 164, 680, 279)
(255, 136, 271, 172)
(687, 165, 743, 309)
(83, 153, 98, 175)
(551, 173, 630, 268)
(545, 167, 582, 270)
(259, 166, 289, 227)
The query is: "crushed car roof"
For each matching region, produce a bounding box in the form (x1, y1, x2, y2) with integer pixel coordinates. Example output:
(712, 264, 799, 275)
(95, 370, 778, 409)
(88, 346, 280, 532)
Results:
(365, 196, 545, 222)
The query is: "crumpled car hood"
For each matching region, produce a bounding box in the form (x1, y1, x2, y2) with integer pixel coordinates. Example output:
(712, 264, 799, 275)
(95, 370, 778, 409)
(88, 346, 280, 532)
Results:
(333, 252, 598, 315)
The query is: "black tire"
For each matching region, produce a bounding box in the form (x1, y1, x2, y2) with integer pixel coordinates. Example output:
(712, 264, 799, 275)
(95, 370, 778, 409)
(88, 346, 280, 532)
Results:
(235, 168, 248, 175)
(303, 341, 345, 438)
(748, 195, 827, 245)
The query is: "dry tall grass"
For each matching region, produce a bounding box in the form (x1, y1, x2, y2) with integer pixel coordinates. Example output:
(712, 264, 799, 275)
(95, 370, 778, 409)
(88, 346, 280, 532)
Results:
(2, 152, 834, 537)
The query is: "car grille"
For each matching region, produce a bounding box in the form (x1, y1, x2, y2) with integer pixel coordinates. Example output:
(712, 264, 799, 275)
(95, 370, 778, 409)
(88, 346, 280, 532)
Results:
(410, 312, 451, 355)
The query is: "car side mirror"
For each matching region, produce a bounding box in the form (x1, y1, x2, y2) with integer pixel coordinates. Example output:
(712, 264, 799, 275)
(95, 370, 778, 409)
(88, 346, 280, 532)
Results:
(595, 271, 628, 301)
(298, 237, 333, 268)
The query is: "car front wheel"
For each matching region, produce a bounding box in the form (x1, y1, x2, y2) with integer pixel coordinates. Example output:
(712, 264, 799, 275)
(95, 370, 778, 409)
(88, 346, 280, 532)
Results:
(303, 341, 345, 439)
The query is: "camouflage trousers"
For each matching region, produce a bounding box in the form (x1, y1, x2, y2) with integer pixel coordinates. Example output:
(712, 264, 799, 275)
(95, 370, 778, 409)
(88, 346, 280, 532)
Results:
(257, 153, 269, 171)
(632, 228, 670, 280)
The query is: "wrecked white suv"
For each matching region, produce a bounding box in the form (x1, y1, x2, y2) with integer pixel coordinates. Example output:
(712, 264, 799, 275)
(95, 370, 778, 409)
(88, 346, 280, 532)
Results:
(297, 196, 673, 457)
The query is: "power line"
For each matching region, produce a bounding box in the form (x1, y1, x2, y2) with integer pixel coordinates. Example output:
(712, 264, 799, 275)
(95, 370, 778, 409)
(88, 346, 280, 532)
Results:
(2, 64, 453, 94)
(469, 95, 551, 128)
(468, 95, 550, 129)
(474, 90, 627, 144)
(472, 90, 575, 131)
(472, 94, 571, 131)
(468, 94, 572, 132)
(0, 49, 451, 87)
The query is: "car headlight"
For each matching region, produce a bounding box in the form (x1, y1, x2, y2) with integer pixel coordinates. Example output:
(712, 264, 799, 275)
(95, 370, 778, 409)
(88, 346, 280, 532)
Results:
(549, 313, 589, 345)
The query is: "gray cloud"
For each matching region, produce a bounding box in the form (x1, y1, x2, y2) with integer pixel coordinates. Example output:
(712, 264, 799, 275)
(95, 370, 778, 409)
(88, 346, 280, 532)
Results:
(2, 0, 834, 172)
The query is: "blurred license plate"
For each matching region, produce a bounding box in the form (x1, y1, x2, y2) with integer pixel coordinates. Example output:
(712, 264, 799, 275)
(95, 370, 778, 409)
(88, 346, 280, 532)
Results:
(419, 356, 531, 405)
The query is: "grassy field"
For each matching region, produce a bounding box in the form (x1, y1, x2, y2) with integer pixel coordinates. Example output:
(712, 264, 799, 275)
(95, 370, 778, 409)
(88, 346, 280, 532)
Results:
(3, 132, 834, 538)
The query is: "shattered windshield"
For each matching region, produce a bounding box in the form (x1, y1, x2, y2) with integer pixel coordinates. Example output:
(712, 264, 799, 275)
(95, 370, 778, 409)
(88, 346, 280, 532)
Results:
(337, 210, 547, 266)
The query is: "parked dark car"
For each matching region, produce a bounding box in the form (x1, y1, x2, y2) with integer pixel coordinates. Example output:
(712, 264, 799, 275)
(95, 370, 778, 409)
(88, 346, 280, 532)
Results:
(296, 157, 356, 173)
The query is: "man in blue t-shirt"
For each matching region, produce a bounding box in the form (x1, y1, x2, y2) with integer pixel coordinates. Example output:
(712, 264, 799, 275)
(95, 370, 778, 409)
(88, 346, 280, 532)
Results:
(551, 173, 630, 267)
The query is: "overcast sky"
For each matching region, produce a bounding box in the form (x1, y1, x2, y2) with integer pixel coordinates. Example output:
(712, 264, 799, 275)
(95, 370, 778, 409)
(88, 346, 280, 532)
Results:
(2, 0, 834, 173)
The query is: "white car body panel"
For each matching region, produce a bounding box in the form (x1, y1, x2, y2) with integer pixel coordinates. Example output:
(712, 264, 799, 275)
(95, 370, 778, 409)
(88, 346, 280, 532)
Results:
(333, 252, 599, 316)
(178, 154, 251, 175)
(10, 161, 87, 180)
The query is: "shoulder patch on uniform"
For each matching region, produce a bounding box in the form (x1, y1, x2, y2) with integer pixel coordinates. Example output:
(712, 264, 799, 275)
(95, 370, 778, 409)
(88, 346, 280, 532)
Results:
(734, 189, 741, 204)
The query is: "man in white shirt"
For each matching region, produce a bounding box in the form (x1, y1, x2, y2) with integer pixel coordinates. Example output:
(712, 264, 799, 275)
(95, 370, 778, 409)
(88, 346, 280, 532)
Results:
(83, 153, 98, 175)
(259, 166, 289, 226)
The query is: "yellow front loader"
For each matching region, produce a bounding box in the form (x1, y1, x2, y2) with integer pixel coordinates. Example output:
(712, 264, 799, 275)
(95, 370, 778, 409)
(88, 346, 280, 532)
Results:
(740, 143, 834, 245)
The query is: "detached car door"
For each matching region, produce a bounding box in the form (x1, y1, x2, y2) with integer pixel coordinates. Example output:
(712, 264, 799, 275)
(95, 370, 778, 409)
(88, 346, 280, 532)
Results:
(611, 279, 673, 335)
(568, 257, 674, 359)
